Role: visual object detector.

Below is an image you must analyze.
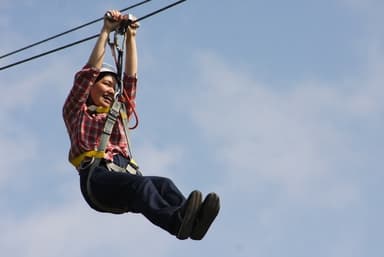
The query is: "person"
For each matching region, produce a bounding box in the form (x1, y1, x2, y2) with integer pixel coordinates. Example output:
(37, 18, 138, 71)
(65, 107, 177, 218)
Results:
(62, 10, 220, 240)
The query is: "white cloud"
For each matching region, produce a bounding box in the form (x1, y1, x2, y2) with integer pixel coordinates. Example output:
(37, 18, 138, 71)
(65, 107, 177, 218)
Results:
(0, 196, 176, 257)
(0, 133, 188, 257)
(0, 58, 75, 187)
(0, 136, 38, 187)
(1, 57, 74, 111)
(135, 141, 185, 178)
(2, 2, 384, 256)
(182, 50, 383, 209)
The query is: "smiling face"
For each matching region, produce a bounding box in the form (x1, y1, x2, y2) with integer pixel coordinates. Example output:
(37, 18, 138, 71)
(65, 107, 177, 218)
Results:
(90, 73, 117, 108)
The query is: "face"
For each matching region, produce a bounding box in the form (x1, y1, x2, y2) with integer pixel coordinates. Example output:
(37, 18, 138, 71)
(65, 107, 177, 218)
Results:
(90, 74, 117, 107)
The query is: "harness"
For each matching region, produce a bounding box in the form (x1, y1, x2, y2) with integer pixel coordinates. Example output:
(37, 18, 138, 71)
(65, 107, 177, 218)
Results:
(83, 20, 141, 214)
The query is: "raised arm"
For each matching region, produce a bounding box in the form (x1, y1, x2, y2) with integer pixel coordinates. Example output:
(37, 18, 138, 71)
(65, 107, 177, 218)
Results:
(87, 10, 125, 69)
(124, 16, 139, 77)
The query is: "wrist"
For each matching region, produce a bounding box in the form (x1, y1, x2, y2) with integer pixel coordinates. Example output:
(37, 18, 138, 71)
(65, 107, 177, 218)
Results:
(100, 27, 112, 36)
(125, 34, 136, 44)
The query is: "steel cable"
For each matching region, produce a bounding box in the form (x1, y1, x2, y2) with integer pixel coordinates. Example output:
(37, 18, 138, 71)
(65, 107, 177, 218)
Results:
(0, 0, 186, 71)
(0, 0, 152, 60)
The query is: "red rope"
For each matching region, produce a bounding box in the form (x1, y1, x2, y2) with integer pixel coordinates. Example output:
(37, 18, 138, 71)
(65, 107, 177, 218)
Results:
(120, 91, 139, 129)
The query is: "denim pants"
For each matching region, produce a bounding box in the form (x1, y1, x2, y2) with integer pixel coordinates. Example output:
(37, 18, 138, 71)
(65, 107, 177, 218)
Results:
(79, 155, 186, 235)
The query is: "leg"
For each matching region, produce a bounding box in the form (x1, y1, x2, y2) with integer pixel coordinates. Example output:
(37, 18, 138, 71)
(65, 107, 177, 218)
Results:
(81, 165, 205, 239)
(148, 176, 186, 207)
(89, 167, 185, 235)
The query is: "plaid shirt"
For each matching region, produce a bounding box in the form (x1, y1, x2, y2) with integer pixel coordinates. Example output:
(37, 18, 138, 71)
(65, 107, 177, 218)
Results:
(63, 65, 137, 169)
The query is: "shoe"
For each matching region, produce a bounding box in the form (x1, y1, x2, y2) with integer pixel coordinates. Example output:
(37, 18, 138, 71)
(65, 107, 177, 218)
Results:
(176, 190, 202, 240)
(190, 192, 220, 240)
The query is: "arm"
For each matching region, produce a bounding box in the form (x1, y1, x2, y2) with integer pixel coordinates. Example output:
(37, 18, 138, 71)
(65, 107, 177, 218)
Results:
(121, 16, 139, 122)
(87, 10, 125, 69)
(124, 16, 139, 77)
(63, 66, 99, 133)
(64, 10, 126, 130)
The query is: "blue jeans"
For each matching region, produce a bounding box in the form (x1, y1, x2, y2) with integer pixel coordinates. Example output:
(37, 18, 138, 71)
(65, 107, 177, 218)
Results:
(79, 155, 186, 235)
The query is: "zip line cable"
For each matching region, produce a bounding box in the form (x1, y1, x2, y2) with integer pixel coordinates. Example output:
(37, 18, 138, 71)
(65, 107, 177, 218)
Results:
(0, 0, 151, 60)
(0, 0, 186, 71)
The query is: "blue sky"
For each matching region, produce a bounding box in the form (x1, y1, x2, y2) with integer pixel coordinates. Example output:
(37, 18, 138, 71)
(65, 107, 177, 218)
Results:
(1, 0, 383, 257)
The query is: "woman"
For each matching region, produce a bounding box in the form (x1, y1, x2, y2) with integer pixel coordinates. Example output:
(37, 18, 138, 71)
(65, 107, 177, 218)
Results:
(63, 10, 219, 240)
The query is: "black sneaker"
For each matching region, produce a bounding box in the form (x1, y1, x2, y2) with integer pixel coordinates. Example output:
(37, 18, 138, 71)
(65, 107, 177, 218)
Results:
(176, 190, 202, 240)
(190, 192, 220, 240)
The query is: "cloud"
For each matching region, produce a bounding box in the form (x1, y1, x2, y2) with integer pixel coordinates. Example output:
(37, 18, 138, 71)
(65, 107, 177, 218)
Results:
(135, 141, 185, 178)
(0, 195, 176, 257)
(0, 130, 188, 257)
(2, 2, 384, 256)
(182, 50, 383, 209)
(0, 58, 76, 187)
(0, 136, 38, 187)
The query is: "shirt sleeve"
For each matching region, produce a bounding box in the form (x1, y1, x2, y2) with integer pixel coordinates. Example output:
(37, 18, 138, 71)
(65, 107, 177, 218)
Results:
(62, 65, 100, 132)
(122, 74, 138, 119)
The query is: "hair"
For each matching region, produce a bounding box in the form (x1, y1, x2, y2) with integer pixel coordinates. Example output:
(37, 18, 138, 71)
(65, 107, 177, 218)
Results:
(95, 72, 118, 83)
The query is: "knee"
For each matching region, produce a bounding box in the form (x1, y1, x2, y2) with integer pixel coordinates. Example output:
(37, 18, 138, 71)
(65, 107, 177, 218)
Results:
(135, 176, 155, 193)
(162, 177, 175, 187)
(154, 176, 176, 188)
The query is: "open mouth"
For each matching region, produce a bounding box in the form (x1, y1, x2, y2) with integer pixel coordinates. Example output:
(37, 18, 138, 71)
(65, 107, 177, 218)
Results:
(103, 94, 114, 104)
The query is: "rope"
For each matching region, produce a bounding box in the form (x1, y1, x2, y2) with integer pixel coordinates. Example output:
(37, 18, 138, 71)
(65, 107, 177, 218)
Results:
(0, 0, 151, 60)
(0, 0, 187, 71)
(0, 34, 99, 71)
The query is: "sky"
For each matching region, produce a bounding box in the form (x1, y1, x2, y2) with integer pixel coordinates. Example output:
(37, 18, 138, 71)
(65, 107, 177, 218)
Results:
(0, 0, 383, 257)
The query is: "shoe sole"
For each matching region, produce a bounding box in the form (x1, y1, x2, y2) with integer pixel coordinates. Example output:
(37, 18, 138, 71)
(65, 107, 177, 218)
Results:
(190, 192, 220, 240)
(176, 190, 202, 240)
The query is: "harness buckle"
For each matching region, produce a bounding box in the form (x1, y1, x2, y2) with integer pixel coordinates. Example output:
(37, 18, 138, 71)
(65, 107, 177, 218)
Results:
(105, 161, 142, 175)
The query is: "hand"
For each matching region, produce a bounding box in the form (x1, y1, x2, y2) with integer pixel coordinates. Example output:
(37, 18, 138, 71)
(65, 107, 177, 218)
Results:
(124, 14, 140, 38)
(103, 10, 125, 33)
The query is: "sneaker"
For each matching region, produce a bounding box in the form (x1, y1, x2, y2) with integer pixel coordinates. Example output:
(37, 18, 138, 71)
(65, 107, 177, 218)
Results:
(176, 190, 202, 240)
(190, 192, 220, 240)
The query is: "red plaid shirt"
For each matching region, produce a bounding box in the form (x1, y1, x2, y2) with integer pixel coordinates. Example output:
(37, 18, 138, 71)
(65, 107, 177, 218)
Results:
(63, 65, 137, 169)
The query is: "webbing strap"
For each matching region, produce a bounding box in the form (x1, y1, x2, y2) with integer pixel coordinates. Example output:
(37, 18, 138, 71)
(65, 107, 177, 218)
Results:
(86, 99, 137, 214)
(86, 158, 128, 214)
(106, 162, 139, 175)
(86, 100, 126, 214)
(98, 100, 122, 152)
(87, 105, 110, 113)
(70, 150, 105, 167)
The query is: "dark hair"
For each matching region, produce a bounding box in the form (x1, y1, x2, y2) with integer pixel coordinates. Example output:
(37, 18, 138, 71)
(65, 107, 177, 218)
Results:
(95, 72, 118, 82)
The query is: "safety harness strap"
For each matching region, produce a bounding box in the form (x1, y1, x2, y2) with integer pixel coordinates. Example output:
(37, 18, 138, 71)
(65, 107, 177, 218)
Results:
(99, 100, 122, 152)
(86, 99, 132, 214)
(70, 150, 105, 168)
